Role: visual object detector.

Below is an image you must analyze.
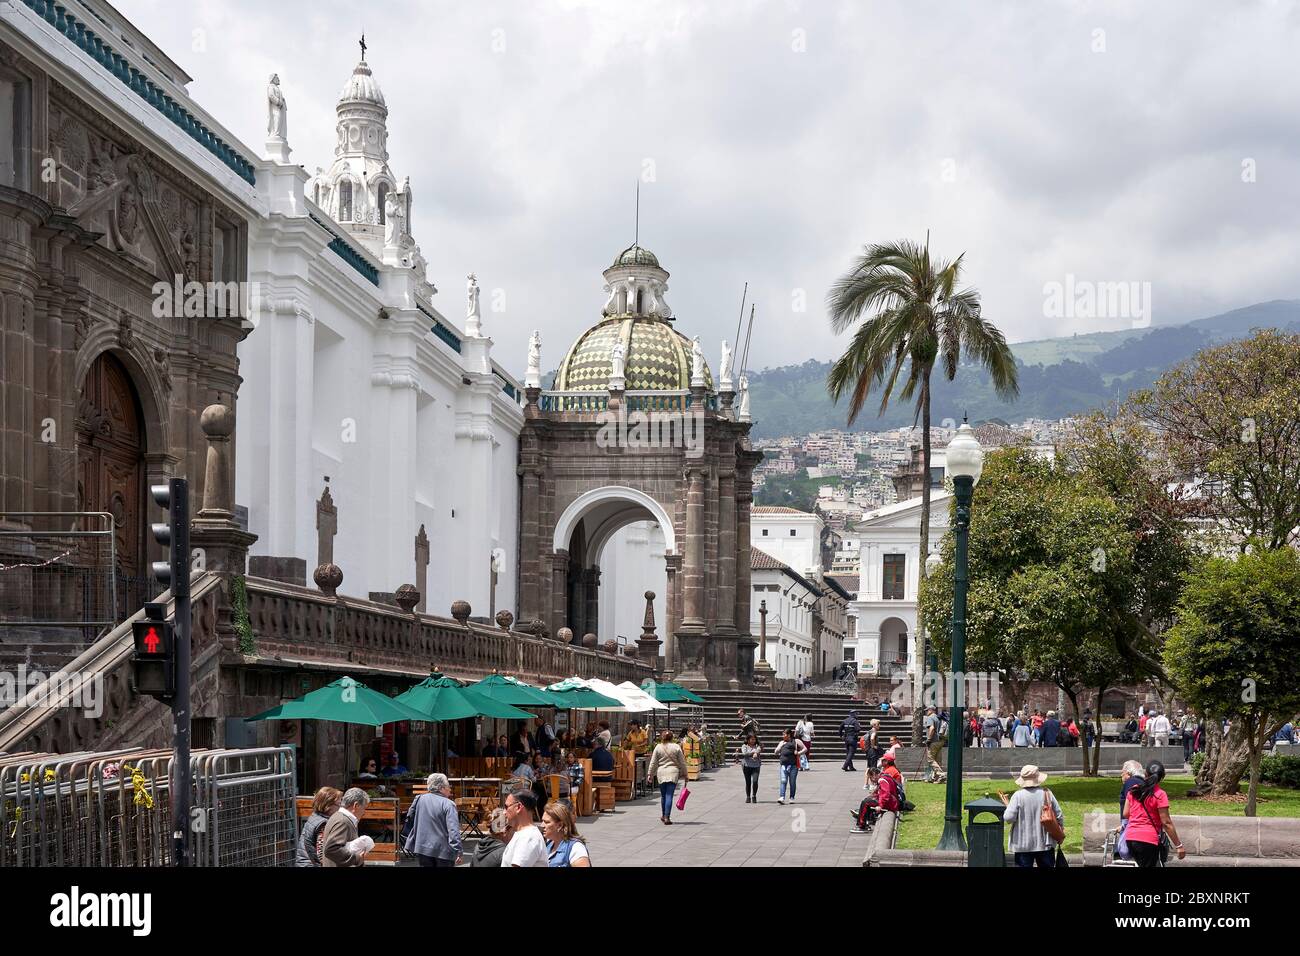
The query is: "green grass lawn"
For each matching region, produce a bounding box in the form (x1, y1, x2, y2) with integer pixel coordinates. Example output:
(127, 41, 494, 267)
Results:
(894, 776, 1300, 855)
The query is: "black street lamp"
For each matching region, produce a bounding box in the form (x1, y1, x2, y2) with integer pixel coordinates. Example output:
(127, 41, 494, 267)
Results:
(936, 420, 984, 851)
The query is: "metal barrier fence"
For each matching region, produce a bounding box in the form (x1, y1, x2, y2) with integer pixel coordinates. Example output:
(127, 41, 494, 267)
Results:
(0, 746, 297, 867)
(0, 512, 119, 640)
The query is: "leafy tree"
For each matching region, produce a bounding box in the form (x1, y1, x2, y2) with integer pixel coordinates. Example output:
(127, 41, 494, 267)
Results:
(1164, 549, 1300, 815)
(827, 237, 1018, 743)
(921, 449, 1154, 774)
(1129, 329, 1300, 794)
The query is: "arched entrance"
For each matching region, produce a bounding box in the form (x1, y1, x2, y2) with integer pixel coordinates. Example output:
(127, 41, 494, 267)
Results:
(879, 617, 910, 676)
(551, 486, 676, 651)
(76, 352, 148, 613)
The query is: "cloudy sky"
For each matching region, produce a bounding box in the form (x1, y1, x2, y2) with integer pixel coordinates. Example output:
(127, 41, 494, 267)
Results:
(117, 0, 1300, 376)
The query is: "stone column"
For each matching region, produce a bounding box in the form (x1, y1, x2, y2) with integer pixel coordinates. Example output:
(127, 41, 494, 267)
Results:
(518, 465, 542, 619)
(674, 466, 709, 688)
(754, 599, 776, 688)
(716, 471, 736, 630)
(735, 489, 755, 684)
(583, 567, 600, 640)
(549, 549, 569, 637)
(191, 404, 258, 576)
(414, 524, 429, 612)
(663, 552, 682, 675)
(681, 466, 706, 627)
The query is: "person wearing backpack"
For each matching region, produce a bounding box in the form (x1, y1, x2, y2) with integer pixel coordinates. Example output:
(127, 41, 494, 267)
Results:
(997, 764, 1064, 868)
(850, 766, 901, 831)
(839, 710, 861, 771)
(774, 729, 807, 804)
(795, 714, 814, 770)
(981, 713, 1004, 749)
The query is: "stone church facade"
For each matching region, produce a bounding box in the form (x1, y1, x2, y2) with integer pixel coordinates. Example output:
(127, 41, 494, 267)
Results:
(1, 6, 256, 633)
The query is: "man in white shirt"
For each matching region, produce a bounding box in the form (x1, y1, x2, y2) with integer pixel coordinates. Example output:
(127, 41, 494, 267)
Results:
(500, 789, 548, 867)
(1149, 711, 1171, 747)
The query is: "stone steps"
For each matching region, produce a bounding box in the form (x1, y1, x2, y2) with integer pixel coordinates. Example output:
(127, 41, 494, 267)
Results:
(695, 689, 913, 759)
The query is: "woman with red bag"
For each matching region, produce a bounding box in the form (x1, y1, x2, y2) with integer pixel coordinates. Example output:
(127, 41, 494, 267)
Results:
(647, 730, 690, 825)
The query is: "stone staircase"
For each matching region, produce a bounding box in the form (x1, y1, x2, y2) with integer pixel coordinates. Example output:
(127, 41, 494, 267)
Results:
(696, 689, 912, 761)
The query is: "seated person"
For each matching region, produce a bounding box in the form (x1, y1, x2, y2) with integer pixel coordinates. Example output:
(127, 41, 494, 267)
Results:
(622, 720, 649, 754)
(512, 754, 537, 781)
(566, 752, 585, 796)
(850, 767, 900, 831)
(590, 739, 615, 773)
(597, 721, 613, 750)
(381, 752, 407, 777)
(358, 757, 380, 779)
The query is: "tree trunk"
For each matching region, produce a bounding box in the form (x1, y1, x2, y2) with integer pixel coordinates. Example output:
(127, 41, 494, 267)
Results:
(1206, 722, 1252, 796)
(1195, 713, 1222, 790)
(1091, 686, 1105, 778)
(1063, 686, 1089, 775)
(911, 377, 933, 748)
(1245, 738, 1262, 818)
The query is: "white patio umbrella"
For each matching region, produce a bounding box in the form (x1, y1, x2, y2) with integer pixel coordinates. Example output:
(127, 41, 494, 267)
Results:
(613, 681, 670, 713)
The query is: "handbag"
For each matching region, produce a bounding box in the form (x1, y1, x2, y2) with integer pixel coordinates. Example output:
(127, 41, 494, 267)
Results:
(675, 785, 691, 811)
(1055, 846, 1070, 868)
(1039, 789, 1066, 844)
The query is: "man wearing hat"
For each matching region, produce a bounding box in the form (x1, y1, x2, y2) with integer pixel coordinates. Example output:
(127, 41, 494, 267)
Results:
(997, 765, 1065, 867)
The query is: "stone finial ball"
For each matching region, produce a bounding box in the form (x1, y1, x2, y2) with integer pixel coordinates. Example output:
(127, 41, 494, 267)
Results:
(644, 590, 656, 601)
(314, 563, 343, 595)
(450, 600, 471, 624)
(582, 632, 598, 648)
(200, 403, 235, 438)
(395, 584, 420, 612)
(495, 610, 515, 631)
(624, 644, 639, 657)
(557, 627, 574, 644)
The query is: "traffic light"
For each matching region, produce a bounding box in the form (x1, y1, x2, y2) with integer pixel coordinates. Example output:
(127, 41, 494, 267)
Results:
(150, 477, 189, 600)
(132, 602, 175, 699)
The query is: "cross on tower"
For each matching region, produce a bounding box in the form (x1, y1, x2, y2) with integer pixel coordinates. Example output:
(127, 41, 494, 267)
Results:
(360, 34, 367, 61)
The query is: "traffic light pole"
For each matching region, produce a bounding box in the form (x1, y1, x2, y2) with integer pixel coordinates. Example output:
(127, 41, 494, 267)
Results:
(169, 478, 191, 867)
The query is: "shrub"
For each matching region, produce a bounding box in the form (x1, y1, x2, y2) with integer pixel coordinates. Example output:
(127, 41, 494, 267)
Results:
(1260, 754, 1300, 789)
(1190, 751, 1205, 777)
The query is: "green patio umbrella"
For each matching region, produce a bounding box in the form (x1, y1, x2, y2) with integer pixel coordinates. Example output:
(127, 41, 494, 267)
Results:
(471, 673, 558, 708)
(246, 676, 431, 724)
(543, 676, 623, 710)
(640, 679, 705, 704)
(396, 676, 538, 721)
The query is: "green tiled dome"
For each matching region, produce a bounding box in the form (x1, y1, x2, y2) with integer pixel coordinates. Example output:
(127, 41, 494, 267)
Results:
(554, 317, 712, 392)
(612, 244, 661, 269)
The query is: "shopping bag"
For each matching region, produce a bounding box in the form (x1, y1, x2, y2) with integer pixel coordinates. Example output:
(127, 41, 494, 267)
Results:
(675, 785, 691, 811)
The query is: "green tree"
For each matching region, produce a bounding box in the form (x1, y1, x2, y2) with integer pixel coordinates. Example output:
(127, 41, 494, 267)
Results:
(1164, 548, 1300, 816)
(921, 449, 1155, 774)
(1130, 329, 1300, 794)
(827, 237, 1018, 744)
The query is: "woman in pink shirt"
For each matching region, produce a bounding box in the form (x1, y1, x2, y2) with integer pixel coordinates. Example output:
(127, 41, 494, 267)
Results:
(1122, 760, 1186, 867)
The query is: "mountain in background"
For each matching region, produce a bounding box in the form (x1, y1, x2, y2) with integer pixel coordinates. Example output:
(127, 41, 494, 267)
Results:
(748, 300, 1300, 437)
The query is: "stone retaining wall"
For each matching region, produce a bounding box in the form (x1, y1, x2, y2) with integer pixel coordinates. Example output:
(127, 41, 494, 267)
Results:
(892, 744, 1185, 775)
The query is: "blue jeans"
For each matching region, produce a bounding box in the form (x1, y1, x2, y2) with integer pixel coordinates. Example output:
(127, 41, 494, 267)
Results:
(1014, 850, 1056, 868)
(983, 738, 999, 748)
(779, 763, 799, 800)
(659, 782, 676, 818)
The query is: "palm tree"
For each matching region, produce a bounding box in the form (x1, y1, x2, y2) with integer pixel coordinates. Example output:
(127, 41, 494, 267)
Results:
(826, 237, 1018, 747)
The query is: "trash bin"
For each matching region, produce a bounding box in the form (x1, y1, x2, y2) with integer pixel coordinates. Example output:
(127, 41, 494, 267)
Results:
(965, 796, 1006, 867)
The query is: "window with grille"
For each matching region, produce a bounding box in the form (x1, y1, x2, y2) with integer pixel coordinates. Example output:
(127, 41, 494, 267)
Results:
(882, 553, 905, 600)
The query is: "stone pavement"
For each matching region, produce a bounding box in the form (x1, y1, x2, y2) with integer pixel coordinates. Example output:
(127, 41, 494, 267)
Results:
(577, 763, 872, 867)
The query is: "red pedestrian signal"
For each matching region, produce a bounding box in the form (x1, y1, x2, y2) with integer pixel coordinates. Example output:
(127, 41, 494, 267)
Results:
(132, 619, 174, 658)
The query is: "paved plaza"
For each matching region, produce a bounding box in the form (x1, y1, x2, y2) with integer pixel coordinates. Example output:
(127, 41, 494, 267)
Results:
(575, 764, 871, 867)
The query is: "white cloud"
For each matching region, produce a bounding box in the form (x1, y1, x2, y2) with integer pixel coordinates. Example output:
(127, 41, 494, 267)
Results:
(116, 0, 1300, 374)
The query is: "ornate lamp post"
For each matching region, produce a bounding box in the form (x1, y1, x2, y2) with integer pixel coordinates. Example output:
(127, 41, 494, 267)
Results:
(936, 419, 984, 851)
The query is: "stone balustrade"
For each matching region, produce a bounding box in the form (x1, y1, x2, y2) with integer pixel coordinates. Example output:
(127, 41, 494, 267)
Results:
(243, 576, 653, 685)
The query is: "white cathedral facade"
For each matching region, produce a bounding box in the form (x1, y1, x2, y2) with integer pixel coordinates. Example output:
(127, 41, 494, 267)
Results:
(235, 54, 523, 617)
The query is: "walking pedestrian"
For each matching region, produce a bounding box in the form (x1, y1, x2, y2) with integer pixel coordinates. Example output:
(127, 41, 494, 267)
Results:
(1041, 710, 1061, 747)
(923, 707, 947, 780)
(795, 713, 814, 770)
(1123, 760, 1186, 868)
(541, 801, 591, 867)
(647, 730, 690, 825)
(739, 733, 762, 803)
(981, 711, 1004, 749)
(321, 788, 372, 868)
(1012, 713, 1032, 748)
(470, 807, 511, 867)
(1149, 711, 1171, 748)
(403, 772, 463, 867)
(774, 729, 806, 804)
(1179, 711, 1196, 762)
(997, 765, 1064, 868)
(861, 718, 883, 787)
(839, 709, 861, 771)
(1031, 710, 1044, 747)
(295, 786, 341, 867)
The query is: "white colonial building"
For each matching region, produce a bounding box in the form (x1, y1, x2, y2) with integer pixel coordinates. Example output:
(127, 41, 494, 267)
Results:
(849, 491, 949, 678)
(235, 51, 524, 616)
